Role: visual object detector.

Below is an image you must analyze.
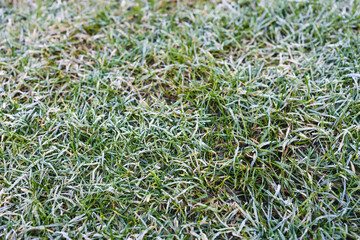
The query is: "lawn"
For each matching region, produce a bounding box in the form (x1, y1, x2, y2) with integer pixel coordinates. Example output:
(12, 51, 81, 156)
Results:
(1, 0, 360, 239)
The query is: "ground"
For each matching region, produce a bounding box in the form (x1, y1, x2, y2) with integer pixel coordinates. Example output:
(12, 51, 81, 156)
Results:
(1, 0, 360, 239)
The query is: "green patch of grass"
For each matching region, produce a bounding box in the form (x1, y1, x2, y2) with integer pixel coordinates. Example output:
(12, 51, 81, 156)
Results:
(1, 0, 360, 238)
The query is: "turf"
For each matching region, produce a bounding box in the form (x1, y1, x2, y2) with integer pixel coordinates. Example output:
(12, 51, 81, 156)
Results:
(1, 0, 360, 239)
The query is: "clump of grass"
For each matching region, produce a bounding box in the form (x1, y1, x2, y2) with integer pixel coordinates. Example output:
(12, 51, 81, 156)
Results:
(1, 0, 360, 239)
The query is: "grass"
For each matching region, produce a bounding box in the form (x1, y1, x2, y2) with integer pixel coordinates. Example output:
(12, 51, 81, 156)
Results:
(0, 0, 360, 238)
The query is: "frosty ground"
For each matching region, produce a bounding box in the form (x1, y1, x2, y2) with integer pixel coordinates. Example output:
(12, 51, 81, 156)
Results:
(1, 0, 360, 239)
